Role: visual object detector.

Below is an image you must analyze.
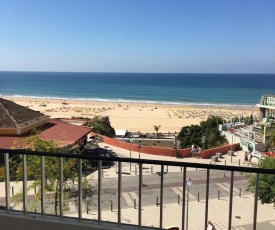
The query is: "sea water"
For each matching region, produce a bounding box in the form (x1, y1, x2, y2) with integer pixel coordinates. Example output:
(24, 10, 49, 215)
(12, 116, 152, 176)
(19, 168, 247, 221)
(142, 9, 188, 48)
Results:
(0, 71, 274, 106)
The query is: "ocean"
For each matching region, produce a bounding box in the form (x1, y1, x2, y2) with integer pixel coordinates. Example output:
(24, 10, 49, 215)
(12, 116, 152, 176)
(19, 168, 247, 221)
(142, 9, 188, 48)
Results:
(0, 71, 274, 106)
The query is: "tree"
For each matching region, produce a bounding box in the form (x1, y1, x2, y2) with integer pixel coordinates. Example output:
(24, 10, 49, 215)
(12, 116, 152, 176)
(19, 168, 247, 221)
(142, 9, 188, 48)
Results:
(203, 127, 228, 149)
(11, 134, 96, 214)
(244, 157, 275, 208)
(177, 125, 203, 149)
(200, 115, 223, 131)
(85, 116, 115, 137)
(263, 128, 275, 151)
(153, 125, 161, 138)
(177, 116, 227, 149)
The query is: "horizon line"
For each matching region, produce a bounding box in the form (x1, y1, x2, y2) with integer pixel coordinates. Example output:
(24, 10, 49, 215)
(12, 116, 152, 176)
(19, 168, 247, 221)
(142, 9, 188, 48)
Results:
(0, 70, 275, 75)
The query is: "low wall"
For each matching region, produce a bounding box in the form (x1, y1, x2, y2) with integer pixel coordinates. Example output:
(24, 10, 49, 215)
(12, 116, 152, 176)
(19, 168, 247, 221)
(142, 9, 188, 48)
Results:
(94, 133, 239, 159)
(201, 144, 239, 159)
(177, 148, 192, 158)
(101, 135, 176, 157)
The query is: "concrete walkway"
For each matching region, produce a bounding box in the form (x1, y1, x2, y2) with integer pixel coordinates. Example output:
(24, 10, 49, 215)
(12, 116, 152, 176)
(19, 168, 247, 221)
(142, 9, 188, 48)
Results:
(68, 193, 275, 230)
(89, 142, 258, 180)
(84, 143, 274, 229)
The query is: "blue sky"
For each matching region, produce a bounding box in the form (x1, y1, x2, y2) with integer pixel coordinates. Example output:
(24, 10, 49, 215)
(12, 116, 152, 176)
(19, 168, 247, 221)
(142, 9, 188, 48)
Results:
(0, 0, 274, 73)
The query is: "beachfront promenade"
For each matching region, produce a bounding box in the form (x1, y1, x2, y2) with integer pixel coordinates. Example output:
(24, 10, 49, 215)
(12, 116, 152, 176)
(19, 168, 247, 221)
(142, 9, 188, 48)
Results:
(90, 143, 275, 229)
(1, 144, 274, 230)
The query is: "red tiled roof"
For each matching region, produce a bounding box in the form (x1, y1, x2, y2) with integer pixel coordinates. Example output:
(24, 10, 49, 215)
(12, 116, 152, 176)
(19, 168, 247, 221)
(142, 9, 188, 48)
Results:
(0, 119, 91, 149)
(38, 119, 91, 147)
(0, 135, 24, 149)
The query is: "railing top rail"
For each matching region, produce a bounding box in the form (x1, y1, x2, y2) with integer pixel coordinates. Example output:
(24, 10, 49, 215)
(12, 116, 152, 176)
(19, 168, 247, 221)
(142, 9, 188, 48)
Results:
(0, 149, 274, 174)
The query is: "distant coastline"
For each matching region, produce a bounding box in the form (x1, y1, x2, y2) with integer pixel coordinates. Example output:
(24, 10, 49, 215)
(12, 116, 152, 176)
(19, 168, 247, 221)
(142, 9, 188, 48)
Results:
(0, 94, 257, 108)
(0, 71, 274, 107)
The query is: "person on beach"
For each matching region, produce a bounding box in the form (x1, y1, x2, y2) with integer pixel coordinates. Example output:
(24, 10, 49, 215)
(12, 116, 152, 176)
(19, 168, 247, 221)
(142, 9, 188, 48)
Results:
(243, 151, 248, 164)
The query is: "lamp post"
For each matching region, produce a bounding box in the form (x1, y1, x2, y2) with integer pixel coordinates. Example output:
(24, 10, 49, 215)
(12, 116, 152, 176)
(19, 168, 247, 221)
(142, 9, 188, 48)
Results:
(129, 138, 134, 171)
(186, 181, 193, 230)
(231, 133, 234, 162)
(231, 134, 233, 152)
(138, 140, 141, 159)
(174, 133, 178, 158)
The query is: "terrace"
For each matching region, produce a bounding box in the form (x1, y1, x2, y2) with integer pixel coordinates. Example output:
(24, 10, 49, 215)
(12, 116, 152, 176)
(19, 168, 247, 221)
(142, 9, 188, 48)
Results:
(0, 148, 274, 230)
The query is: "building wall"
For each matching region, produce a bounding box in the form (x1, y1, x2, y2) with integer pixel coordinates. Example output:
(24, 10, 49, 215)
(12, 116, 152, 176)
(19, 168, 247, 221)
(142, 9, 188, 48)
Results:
(20, 119, 48, 134)
(0, 119, 48, 135)
(0, 128, 16, 135)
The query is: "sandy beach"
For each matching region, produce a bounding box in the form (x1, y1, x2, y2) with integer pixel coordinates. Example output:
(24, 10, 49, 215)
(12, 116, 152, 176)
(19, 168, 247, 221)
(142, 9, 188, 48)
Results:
(3, 96, 259, 133)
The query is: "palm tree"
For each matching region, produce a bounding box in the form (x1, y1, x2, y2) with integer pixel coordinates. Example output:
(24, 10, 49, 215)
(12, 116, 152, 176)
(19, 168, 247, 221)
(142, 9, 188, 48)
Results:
(153, 125, 161, 138)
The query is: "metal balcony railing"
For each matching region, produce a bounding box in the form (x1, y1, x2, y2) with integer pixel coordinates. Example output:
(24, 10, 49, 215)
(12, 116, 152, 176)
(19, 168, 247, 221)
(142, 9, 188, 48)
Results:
(0, 149, 274, 230)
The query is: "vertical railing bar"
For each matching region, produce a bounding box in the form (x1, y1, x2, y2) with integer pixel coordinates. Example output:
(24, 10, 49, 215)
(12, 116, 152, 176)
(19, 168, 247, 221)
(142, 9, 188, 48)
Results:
(59, 157, 64, 218)
(160, 165, 164, 229)
(118, 162, 122, 225)
(253, 173, 260, 230)
(98, 160, 102, 224)
(182, 167, 186, 230)
(228, 171, 234, 230)
(41, 156, 45, 217)
(204, 169, 210, 230)
(23, 154, 28, 214)
(78, 158, 83, 221)
(186, 185, 190, 230)
(138, 163, 143, 228)
(4, 153, 10, 212)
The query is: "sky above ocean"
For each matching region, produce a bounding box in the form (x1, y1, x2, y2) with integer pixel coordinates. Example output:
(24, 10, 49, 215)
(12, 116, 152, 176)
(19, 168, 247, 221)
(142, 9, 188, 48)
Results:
(0, 0, 274, 73)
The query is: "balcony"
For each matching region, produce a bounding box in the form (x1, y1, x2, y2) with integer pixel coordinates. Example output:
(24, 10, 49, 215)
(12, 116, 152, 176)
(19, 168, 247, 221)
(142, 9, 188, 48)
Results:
(0, 149, 274, 230)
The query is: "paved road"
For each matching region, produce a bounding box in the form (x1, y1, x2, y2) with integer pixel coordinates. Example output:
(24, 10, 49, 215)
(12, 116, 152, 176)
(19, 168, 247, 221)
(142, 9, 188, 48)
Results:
(87, 169, 249, 212)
